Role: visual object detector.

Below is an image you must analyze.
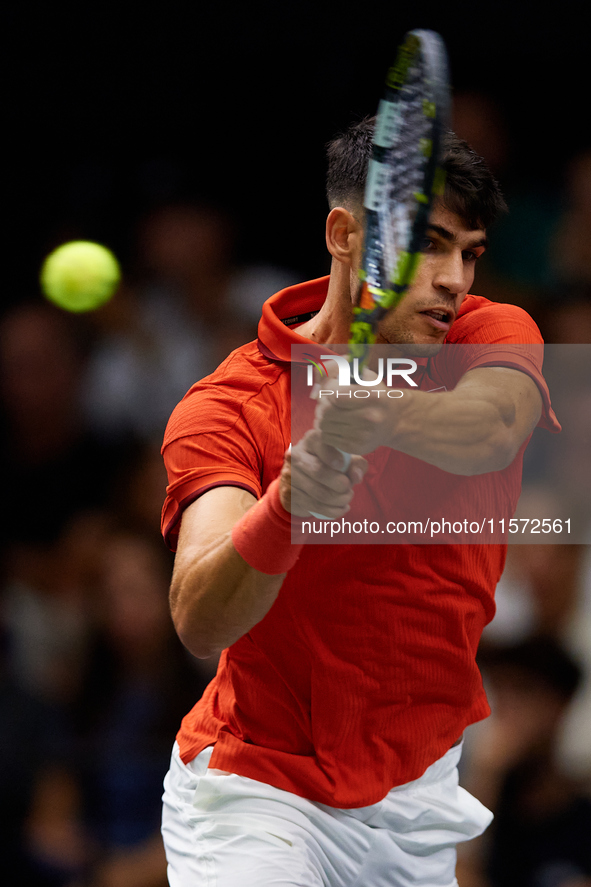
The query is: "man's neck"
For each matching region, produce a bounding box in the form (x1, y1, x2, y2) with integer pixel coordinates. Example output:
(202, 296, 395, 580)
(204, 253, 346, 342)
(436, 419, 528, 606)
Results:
(296, 263, 353, 345)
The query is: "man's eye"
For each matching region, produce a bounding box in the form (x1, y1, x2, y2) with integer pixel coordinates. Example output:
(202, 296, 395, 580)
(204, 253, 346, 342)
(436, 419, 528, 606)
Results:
(462, 250, 482, 262)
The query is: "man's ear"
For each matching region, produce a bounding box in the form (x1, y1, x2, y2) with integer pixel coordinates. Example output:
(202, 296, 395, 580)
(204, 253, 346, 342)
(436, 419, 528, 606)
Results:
(325, 207, 363, 266)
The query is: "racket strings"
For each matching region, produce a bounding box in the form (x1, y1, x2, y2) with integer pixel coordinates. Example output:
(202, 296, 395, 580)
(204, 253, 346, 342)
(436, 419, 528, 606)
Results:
(379, 58, 434, 287)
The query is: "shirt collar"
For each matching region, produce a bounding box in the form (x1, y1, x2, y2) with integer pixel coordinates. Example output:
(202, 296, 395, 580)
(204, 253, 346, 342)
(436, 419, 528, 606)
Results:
(257, 276, 330, 364)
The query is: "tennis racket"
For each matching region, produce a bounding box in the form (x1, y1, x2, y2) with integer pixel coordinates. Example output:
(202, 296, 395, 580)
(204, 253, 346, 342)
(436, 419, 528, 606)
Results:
(311, 29, 450, 518)
(352, 28, 450, 358)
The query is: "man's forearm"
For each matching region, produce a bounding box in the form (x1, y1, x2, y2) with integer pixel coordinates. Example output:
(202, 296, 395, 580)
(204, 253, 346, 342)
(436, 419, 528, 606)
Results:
(169, 488, 286, 659)
(317, 366, 542, 477)
(390, 366, 543, 475)
(389, 386, 521, 475)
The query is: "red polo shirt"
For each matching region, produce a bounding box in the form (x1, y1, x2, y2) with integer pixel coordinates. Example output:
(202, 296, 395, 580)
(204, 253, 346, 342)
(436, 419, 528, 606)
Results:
(161, 277, 559, 807)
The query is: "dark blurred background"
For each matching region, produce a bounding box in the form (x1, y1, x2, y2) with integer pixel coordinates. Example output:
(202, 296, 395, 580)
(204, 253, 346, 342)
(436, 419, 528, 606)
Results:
(2, 3, 590, 886)
(6, 0, 591, 300)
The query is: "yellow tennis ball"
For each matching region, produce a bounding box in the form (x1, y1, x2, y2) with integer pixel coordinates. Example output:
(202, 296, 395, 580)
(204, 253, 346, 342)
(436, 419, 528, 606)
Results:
(40, 240, 121, 312)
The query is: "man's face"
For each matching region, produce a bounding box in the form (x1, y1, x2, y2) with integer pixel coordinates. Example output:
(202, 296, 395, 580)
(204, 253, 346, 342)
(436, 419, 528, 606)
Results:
(362, 202, 487, 351)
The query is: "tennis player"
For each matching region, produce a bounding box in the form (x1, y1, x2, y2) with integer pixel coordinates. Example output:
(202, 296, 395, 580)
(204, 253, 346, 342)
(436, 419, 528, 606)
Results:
(160, 121, 560, 887)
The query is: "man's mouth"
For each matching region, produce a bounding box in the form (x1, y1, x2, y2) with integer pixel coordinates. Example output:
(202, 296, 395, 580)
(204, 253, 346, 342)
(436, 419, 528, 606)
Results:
(420, 308, 454, 331)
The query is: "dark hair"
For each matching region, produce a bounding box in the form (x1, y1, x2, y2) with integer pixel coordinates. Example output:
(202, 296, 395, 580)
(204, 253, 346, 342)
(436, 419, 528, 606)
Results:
(325, 115, 507, 229)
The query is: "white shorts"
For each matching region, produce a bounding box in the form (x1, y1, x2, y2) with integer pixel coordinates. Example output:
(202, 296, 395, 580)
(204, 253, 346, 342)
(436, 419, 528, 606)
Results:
(161, 741, 492, 887)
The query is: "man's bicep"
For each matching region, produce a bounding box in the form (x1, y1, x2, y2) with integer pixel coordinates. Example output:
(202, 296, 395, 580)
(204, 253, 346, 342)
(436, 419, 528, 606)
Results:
(455, 365, 543, 445)
(175, 486, 258, 563)
(170, 486, 258, 622)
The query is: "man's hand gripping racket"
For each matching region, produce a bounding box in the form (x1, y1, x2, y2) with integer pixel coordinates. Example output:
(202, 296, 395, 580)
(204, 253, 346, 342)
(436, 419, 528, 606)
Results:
(310, 29, 451, 519)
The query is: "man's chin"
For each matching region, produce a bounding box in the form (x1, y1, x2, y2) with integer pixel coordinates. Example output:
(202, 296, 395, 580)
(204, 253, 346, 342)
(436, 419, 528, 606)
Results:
(388, 341, 445, 357)
(376, 320, 448, 355)
(409, 342, 445, 356)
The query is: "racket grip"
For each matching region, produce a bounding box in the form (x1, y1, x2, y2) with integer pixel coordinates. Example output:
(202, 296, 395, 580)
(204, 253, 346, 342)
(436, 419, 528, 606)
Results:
(309, 448, 352, 519)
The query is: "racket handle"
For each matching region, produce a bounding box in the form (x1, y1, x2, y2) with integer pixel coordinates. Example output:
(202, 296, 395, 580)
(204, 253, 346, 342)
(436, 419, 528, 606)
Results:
(309, 449, 352, 519)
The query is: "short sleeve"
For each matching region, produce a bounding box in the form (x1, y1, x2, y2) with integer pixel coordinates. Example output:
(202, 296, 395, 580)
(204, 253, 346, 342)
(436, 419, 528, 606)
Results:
(441, 300, 561, 433)
(162, 426, 263, 551)
(161, 363, 289, 550)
